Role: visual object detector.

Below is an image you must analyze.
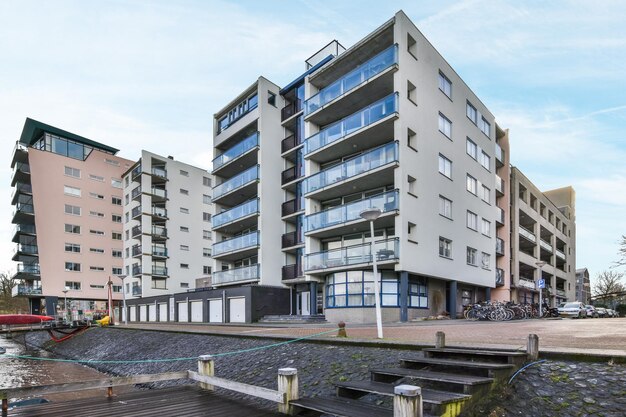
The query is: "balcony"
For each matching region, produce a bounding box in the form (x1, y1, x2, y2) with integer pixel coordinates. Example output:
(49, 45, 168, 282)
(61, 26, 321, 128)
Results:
(282, 263, 303, 281)
(305, 189, 398, 238)
(132, 286, 142, 296)
(151, 225, 167, 239)
(281, 99, 302, 122)
(281, 164, 304, 186)
(305, 44, 398, 124)
(282, 231, 303, 250)
(131, 186, 142, 200)
(131, 206, 142, 219)
(496, 238, 505, 256)
(12, 284, 42, 297)
(495, 175, 504, 196)
(496, 206, 505, 226)
(212, 231, 260, 261)
(302, 142, 398, 201)
(304, 93, 398, 163)
(14, 243, 38, 256)
(132, 225, 142, 238)
(16, 263, 40, 275)
(496, 268, 505, 287)
(150, 187, 167, 200)
(212, 264, 260, 286)
(152, 266, 168, 276)
(555, 248, 566, 260)
(12, 224, 36, 243)
(212, 199, 259, 233)
(11, 142, 28, 167)
(151, 206, 167, 218)
(517, 277, 536, 290)
(495, 143, 504, 167)
(132, 265, 142, 276)
(556, 289, 566, 298)
(11, 183, 32, 205)
(131, 165, 142, 180)
(281, 133, 303, 154)
(213, 165, 259, 206)
(132, 245, 142, 257)
(212, 132, 259, 177)
(12, 202, 34, 223)
(305, 237, 399, 273)
(11, 162, 31, 186)
(540, 239, 553, 253)
(282, 198, 303, 218)
(152, 245, 168, 258)
(519, 226, 536, 243)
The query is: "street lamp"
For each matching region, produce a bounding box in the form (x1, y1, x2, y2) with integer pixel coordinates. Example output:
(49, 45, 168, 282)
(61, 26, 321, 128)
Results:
(536, 261, 546, 318)
(360, 207, 383, 339)
(62, 287, 69, 322)
(118, 275, 128, 325)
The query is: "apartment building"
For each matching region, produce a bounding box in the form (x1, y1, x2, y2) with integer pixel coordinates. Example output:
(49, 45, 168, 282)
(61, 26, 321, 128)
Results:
(10, 118, 133, 316)
(575, 268, 591, 305)
(122, 151, 213, 302)
(510, 167, 577, 306)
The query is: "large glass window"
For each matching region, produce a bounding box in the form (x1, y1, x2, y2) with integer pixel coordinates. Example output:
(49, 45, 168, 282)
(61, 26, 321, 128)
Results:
(438, 113, 452, 138)
(34, 133, 100, 160)
(439, 237, 452, 258)
(408, 278, 428, 308)
(439, 196, 452, 219)
(466, 137, 477, 159)
(438, 154, 452, 178)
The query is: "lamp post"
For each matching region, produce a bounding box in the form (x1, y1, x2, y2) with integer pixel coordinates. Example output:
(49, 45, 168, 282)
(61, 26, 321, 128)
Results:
(118, 275, 128, 325)
(536, 261, 546, 318)
(360, 207, 383, 339)
(62, 288, 69, 321)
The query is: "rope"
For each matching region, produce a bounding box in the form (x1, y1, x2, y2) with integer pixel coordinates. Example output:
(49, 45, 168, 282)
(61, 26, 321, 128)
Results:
(508, 359, 548, 384)
(0, 328, 338, 364)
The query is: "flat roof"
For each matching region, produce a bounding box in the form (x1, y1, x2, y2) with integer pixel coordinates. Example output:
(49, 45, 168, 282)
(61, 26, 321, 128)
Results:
(19, 117, 119, 154)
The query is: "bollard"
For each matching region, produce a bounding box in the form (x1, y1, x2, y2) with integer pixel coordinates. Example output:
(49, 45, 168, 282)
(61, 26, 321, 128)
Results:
(2, 394, 8, 417)
(435, 331, 445, 349)
(337, 321, 347, 337)
(107, 386, 113, 398)
(277, 368, 299, 415)
(527, 334, 539, 361)
(198, 355, 215, 390)
(393, 385, 422, 417)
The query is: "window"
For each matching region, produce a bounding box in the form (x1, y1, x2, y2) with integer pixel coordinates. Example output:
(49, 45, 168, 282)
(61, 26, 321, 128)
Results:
(203, 212, 211, 222)
(65, 280, 81, 289)
(180, 170, 189, 177)
(467, 211, 478, 231)
(408, 278, 428, 308)
(112, 267, 123, 275)
(65, 224, 80, 234)
(125, 213, 129, 223)
(89, 210, 105, 218)
(481, 185, 490, 203)
(65, 262, 81, 272)
(180, 263, 189, 269)
(180, 226, 189, 232)
(439, 237, 452, 258)
(466, 101, 477, 124)
(180, 188, 189, 195)
(180, 245, 189, 251)
(438, 71, 452, 98)
(89, 192, 105, 200)
(124, 176, 130, 187)
(64, 166, 80, 178)
(65, 243, 81, 253)
(438, 154, 452, 178)
(203, 176, 211, 187)
(105, 158, 120, 167)
(268, 91, 276, 106)
(466, 138, 477, 160)
(112, 249, 122, 258)
(407, 128, 417, 150)
(466, 175, 477, 195)
(203, 230, 212, 240)
(480, 151, 490, 171)
(90, 266, 105, 272)
(89, 174, 104, 182)
(112, 232, 122, 240)
(180, 207, 189, 214)
(124, 194, 129, 205)
(407, 80, 417, 104)
(64, 185, 81, 197)
(407, 33, 417, 58)
(203, 248, 211, 257)
(89, 248, 105, 254)
(90, 284, 105, 289)
(112, 196, 122, 206)
(481, 219, 491, 236)
(90, 229, 105, 236)
(111, 178, 122, 188)
(481, 252, 491, 269)
(112, 214, 122, 223)
(439, 196, 452, 219)
(112, 285, 122, 293)
(325, 271, 403, 308)
(467, 247, 477, 266)
(438, 113, 451, 138)
(64, 204, 81, 216)
(203, 266, 212, 275)
(180, 282, 189, 288)
(480, 117, 491, 137)
(203, 194, 212, 204)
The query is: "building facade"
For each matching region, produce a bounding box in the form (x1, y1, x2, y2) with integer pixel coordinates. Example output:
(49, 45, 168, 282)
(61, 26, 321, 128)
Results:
(575, 268, 591, 305)
(10, 118, 133, 316)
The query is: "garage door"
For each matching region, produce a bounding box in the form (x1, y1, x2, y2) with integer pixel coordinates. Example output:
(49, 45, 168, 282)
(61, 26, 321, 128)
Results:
(129, 306, 137, 322)
(229, 297, 245, 323)
(158, 303, 168, 321)
(177, 302, 188, 322)
(191, 301, 203, 323)
(139, 305, 147, 322)
(148, 304, 157, 322)
(209, 299, 223, 323)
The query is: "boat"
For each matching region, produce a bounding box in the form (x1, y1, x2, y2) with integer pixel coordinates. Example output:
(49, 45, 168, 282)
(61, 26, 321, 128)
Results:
(0, 314, 54, 325)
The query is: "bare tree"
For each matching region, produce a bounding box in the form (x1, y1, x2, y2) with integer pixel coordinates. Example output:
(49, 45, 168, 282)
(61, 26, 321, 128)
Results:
(0, 272, 15, 297)
(592, 270, 625, 304)
(616, 235, 626, 267)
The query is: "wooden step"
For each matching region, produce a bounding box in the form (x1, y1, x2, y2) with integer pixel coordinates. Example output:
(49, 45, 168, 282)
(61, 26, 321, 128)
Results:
(399, 356, 515, 379)
(290, 397, 392, 417)
(335, 380, 470, 405)
(401, 357, 515, 370)
(370, 368, 493, 395)
(422, 347, 527, 366)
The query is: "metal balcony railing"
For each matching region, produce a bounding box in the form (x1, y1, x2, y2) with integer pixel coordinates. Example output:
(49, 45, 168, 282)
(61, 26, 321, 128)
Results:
(132, 225, 142, 237)
(212, 264, 260, 285)
(305, 237, 399, 271)
(281, 231, 303, 249)
(496, 238, 505, 256)
(281, 133, 302, 154)
(282, 264, 303, 280)
(281, 164, 303, 185)
(132, 265, 142, 276)
(132, 245, 142, 256)
(281, 198, 302, 217)
(131, 206, 142, 218)
(496, 206, 505, 225)
(152, 266, 168, 276)
(13, 202, 34, 216)
(281, 99, 302, 121)
(495, 175, 504, 194)
(131, 186, 142, 199)
(496, 268, 505, 287)
(15, 244, 38, 255)
(14, 224, 36, 235)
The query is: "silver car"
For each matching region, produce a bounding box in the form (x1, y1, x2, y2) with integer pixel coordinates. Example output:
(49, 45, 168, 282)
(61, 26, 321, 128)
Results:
(559, 302, 587, 319)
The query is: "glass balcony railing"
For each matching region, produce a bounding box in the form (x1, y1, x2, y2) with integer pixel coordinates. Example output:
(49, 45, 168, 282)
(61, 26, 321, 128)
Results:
(305, 190, 398, 232)
(132, 286, 142, 296)
(13, 202, 34, 216)
(304, 93, 398, 155)
(212, 132, 259, 171)
(152, 266, 168, 276)
(495, 143, 504, 163)
(15, 244, 38, 255)
(150, 187, 167, 199)
(151, 167, 167, 178)
(152, 225, 167, 238)
(152, 245, 167, 257)
(17, 264, 40, 274)
(305, 237, 399, 271)
(13, 162, 31, 176)
(131, 165, 142, 179)
(212, 264, 260, 285)
(496, 237, 505, 255)
(495, 175, 504, 194)
(519, 226, 536, 243)
(152, 206, 167, 218)
(131, 186, 141, 199)
(12, 183, 32, 201)
(131, 206, 142, 218)
(132, 225, 142, 237)
(132, 245, 142, 256)
(14, 224, 36, 235)
(213, 199, 259, 228)
(540, 239, 553, 252)
(132, 265, 142, 276)
(13, 285, 42, 296)
(302, 142, 398, 195)
(556, 248, 566, 260)
(496, 206, 505, 224)
(213, 231, 260, 256)
(305, 44, 398, 115)
(213, 165, 259, 199)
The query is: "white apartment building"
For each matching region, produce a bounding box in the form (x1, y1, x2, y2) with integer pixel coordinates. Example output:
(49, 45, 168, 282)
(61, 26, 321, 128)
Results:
(122, 151, 213, 300)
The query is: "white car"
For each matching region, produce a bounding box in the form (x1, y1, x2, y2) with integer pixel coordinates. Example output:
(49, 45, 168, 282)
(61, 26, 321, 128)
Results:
(559, 302, 587, 319)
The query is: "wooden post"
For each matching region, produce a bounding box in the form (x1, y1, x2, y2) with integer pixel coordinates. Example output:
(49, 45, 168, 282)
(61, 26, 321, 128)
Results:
(527, 334, 539, 361)
(435, 331, 445, 349)
(2, 392, 8, 417)
(107, 386, 113, 398)
(337, 321, 347, 338)
(198, 355, 215, 391)
(277, 367, 298, 415)
(393, 385, 422, 417)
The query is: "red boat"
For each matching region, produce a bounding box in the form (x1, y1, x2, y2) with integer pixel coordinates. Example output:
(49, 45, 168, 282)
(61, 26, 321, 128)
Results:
(0, 314, 54, 325)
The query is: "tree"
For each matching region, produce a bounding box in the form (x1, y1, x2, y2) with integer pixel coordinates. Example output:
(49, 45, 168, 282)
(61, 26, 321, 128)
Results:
(0, 272, 29, 313)
(592, 270, 625, 305)
(0, 272, 15, 297)
(617, 235, 626, 267)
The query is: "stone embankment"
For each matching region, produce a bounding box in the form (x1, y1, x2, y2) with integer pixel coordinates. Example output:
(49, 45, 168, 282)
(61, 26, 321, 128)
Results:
(23, 327, 626, 417)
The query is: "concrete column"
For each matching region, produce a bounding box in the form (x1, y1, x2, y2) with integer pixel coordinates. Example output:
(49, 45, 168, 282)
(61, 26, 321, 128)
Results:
(485, 287, 491, 302)
(309, 282, 318, 315)
(393, 385, 422, 417)
(399, 271, 409, 322)
(447, 281, 458, 319)
(278, 368, 299, 415)
(527, 334, 539, 361)
(197, 355, 214, 390)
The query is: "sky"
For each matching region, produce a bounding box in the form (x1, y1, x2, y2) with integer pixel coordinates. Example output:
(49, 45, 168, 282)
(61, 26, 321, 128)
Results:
(0, 0, 625, 282)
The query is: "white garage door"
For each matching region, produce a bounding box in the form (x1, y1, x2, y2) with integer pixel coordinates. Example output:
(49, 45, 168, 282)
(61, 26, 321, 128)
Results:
(191, 301, 203, 323)
(139, 305, 147, 322)
(148, 304, 157, 322)
(229, 297, 245, 323)
(158, 303, 168, 321)
(209, 299, 223, 323)
(129, 306, 137, 322)
(177, 302, 188, 322)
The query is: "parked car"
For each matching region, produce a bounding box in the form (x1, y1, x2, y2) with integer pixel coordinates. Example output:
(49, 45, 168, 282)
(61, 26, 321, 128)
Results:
(585, 305, 598, 318)
(559, 302, 588, 319)
(557, 302, 567, 315)
(606, 309, 616, 318)
(595, 307, 608, 318)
